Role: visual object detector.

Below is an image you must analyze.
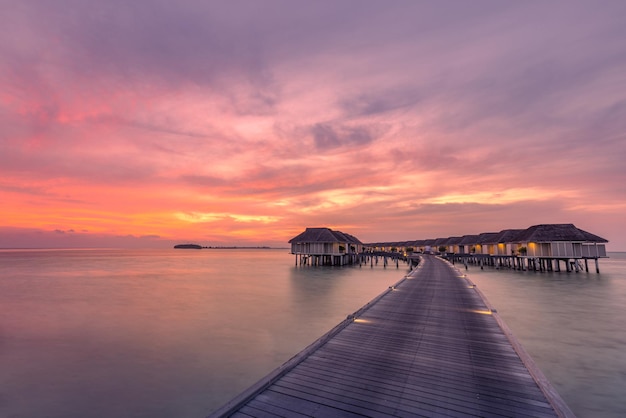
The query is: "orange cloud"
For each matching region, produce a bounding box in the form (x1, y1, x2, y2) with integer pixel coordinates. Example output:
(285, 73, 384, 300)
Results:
(1, 1, 625, 249)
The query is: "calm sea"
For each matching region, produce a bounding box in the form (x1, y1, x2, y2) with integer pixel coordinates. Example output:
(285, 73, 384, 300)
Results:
(0, 249, 624, 417)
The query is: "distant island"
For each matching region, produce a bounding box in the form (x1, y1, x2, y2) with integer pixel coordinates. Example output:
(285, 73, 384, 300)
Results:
(173, 244, 276, 249)
(173, 244, 202, 249)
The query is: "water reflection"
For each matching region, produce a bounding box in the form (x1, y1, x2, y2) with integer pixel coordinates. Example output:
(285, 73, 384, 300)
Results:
(0, 249, 407, 417)
(4, 248, 622, 417)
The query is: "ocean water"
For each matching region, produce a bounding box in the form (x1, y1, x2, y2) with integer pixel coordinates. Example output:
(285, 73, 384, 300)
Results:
(0, 249, 624, 417)
(0, 249, 406, 417)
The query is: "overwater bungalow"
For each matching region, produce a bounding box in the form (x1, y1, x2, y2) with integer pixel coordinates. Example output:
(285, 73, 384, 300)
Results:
(512, 223, 607, 260)
(398, 241, 414, 253)
(474, 232, 498, 255)
(289, 227, 363, 266)
(433, 237, 449, 253)
(410, 239, 425, 253)
(458, 235, 480, 254)
(492, 229, 525, 256)
(443, 236, 463, 254)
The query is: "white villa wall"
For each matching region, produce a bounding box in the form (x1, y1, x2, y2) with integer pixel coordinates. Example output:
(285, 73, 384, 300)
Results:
(551, 242, 573, 257)
(291, 242, 342, 255)
(582, 244, 607, 257)
(521, 242, 607, 258)
(526, 242, 551, 257)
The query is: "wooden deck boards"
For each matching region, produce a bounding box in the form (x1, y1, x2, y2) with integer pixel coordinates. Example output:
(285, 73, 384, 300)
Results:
(210, 255, 573, 417)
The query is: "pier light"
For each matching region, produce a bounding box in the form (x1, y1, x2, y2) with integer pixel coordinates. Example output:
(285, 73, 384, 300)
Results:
(463, 308, 493, 315)
(353, 318, 370, 324)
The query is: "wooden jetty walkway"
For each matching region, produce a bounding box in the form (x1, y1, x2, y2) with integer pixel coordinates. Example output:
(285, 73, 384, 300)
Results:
(209, 255, 574, 418)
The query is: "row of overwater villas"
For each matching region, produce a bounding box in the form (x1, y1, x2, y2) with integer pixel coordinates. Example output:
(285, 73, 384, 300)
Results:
(290, 224, 608, 260)
(366, 224, 608, 259)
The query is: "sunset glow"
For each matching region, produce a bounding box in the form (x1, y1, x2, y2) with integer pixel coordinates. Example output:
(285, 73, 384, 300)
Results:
(1, 1, 625, 249)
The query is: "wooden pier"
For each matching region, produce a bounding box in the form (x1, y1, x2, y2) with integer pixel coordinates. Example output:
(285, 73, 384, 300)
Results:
(296, 252, 407, 268)
(209, 255, 574, 417)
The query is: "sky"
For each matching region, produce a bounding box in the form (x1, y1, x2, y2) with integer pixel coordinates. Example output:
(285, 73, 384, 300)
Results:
(1, 1, 625, 249)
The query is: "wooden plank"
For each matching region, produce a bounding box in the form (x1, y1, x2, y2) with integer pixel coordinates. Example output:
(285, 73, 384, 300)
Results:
(266, 385, 398, 417)
(285, 363, 553, 416)
(276, 371, 552, 418)
(249, 391, 367, 418)
(290, 360, 553, 408)
(240, 396, 314, 417)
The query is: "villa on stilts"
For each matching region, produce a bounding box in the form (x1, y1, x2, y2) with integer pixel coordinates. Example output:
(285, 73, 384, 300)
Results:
(506, 223, 608, 272)
(289, 227, 364, 266)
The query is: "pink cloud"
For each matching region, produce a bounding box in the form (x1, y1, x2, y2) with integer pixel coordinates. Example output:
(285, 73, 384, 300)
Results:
(1, 1, 625, 249)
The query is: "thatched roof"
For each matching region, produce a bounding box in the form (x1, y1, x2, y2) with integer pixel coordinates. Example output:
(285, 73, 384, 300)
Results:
(515, 224, 608, 243)
(343, 233, 363, 245)
(458, 235, 480, 245)
(476, 230, 525, 245)
(433, 237, 449, 246)
(492, 229, 525, 244)
(288, 227, 362, 244)
(443, 236, 464, 245)
(476, 232, 499, 244)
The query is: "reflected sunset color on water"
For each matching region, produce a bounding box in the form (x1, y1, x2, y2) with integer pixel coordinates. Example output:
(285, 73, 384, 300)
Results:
(1, 249, 625, 417)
